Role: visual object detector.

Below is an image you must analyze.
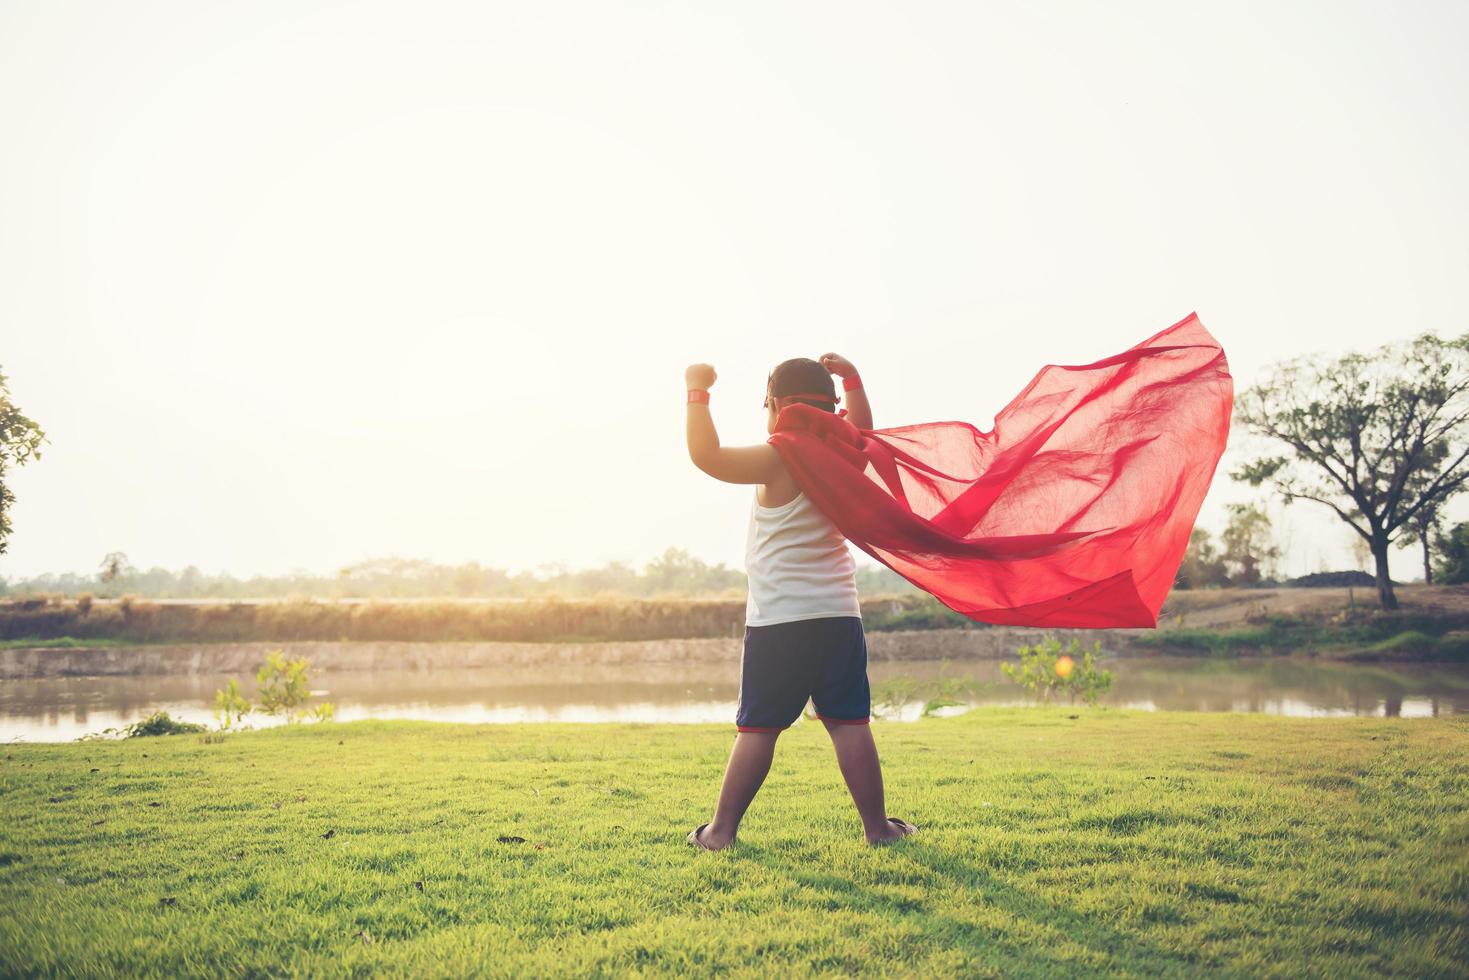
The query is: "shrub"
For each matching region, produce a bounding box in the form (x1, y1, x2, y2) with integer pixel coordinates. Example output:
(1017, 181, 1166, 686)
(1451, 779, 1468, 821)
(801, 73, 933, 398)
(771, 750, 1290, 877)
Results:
(214, 678, 253, 730)
(213, 650, 336, 729)
(1001, 636, 1114, 706)
(78, 711, 209, 740)
(255, 649, 312, 718)
(123, 711, 208, 736)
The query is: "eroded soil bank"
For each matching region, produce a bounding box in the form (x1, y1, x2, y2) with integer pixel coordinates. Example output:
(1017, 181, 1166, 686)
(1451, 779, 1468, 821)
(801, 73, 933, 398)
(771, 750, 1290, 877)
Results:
(0, 627, 1118, 678)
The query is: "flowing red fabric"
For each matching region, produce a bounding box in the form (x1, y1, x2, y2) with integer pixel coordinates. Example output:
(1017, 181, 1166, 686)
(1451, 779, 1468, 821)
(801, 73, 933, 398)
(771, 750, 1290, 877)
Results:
(767, 312, 1232, 628)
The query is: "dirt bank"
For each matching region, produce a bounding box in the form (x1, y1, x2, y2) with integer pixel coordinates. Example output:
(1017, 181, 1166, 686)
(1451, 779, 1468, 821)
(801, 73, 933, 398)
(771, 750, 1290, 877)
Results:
(0, 627, 1129, 679)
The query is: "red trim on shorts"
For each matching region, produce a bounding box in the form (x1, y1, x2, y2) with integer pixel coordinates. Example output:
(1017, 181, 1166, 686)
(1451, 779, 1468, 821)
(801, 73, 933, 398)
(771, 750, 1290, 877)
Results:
(736, 725, 787, 733)
(816, 713, 870, 726)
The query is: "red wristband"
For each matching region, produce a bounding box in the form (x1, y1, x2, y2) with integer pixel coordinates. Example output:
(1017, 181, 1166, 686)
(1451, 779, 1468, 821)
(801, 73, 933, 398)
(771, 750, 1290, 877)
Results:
(842, 374, 863, 392)
(687, 388, 710, 404)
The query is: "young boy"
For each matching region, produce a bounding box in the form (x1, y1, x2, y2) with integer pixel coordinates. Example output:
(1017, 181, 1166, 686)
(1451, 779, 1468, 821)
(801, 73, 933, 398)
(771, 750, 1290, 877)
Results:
(683, 353, 916, 850)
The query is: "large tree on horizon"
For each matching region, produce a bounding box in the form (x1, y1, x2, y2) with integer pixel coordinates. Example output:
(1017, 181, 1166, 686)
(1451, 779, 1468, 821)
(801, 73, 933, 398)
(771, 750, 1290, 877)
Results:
(1233, 332, 1469, 609)
(0, 366, 47, 556)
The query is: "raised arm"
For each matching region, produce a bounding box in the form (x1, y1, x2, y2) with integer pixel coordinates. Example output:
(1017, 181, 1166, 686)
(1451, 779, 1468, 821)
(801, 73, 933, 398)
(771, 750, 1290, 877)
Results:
(820, 352, 871, 430)
(685, 363, 784, 485)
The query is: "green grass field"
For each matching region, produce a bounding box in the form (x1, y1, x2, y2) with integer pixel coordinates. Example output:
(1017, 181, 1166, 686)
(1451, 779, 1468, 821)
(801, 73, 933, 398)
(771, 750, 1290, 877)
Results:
(3, 710, 1467, 978)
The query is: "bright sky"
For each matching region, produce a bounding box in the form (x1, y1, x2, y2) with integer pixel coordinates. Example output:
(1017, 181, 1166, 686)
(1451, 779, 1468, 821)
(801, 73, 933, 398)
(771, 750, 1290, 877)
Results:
(3, 0, 1467, 584)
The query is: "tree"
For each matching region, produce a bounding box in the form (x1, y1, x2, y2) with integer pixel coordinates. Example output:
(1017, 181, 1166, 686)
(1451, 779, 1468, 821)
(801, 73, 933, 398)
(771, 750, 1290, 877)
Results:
(1398, 500, 1442, 584)
(1219, 504, 1280, 585)
(1175, 527, 1230, 589)
(98, 552, 136, 596)
(1351, 534, 1373, 574)
(641, 547, 744, 595)
(1432, 522, 1469, 585)
(1234, 333, 1469, 608)
(0, 367, 47, 556)
(1427, 525, 1469, 587)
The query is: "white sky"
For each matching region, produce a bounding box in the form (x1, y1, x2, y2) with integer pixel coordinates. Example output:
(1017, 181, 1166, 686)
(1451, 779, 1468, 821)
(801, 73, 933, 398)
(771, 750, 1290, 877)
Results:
(2, 0, 1467, 584)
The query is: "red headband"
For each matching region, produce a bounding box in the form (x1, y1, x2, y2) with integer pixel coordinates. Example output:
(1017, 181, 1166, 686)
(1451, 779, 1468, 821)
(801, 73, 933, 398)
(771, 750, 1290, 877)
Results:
(774, 391, 840, 404)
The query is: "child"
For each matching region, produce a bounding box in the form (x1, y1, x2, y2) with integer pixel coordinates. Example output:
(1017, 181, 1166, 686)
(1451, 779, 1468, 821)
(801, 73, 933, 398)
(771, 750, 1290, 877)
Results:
(683, 353, 917, 850)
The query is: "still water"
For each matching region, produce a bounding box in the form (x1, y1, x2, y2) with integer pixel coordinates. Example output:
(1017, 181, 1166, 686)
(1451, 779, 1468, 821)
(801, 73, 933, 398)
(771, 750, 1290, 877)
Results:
(4, 657, 1468, 742)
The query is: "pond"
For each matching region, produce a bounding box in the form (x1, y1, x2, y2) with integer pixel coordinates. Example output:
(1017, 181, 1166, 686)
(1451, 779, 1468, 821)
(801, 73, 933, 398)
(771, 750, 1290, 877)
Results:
(4, 655, 1469, 742)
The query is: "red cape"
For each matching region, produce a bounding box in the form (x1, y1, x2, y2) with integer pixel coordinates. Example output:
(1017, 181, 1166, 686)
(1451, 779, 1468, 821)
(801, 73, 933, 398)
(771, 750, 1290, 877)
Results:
(767, 312, 1232, 628)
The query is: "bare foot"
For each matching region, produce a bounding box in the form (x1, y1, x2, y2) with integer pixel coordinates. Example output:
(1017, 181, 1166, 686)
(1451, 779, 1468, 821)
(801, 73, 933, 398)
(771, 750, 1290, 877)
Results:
(866, 817, 917, 845)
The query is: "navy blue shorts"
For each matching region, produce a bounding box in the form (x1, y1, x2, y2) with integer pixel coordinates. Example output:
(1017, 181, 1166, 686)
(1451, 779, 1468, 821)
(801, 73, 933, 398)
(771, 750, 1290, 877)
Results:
(736, 615, 870, 733)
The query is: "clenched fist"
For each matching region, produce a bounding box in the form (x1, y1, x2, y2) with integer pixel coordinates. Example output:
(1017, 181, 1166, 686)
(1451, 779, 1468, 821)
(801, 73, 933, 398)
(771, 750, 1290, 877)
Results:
(685, 363, 717, 390)
(819, 353, 857, 379)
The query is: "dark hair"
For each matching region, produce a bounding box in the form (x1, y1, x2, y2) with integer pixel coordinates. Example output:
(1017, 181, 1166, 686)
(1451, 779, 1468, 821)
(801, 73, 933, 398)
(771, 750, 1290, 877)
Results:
(766, 357, 837, 413)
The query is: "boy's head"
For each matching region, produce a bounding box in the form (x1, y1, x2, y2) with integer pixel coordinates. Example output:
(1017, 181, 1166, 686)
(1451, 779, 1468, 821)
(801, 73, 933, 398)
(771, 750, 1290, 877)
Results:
(765, 357, 837, 433)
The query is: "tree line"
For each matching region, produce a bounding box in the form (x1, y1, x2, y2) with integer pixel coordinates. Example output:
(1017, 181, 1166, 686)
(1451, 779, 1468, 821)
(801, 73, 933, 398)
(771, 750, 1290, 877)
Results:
(3, 548, 921, 600)
(1175, 502, 1469, 591)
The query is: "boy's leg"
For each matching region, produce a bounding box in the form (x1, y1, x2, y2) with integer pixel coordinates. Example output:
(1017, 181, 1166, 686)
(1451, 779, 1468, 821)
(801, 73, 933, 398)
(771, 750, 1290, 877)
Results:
(822, 720, 907, 843)
(812, 618, 910, 843)
(699, 730, 780, 849)
(701, 621, 815, 849)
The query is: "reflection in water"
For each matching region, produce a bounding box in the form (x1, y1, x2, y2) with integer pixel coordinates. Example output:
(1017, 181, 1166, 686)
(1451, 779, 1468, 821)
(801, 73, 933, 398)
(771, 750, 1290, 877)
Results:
(2, 656, 1467, 742)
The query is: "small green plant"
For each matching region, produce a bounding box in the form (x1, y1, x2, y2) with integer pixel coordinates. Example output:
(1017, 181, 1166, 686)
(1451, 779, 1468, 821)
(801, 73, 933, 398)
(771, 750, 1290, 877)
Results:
(255, 650, 312, 719)
(212, 650, 335, 729)
(870, 665, 993, 720)
(1001, 636, 1114, 706)
(919, 675, 976, 717)
(213, 678, 253, 730)
(871, 675, 926, 720)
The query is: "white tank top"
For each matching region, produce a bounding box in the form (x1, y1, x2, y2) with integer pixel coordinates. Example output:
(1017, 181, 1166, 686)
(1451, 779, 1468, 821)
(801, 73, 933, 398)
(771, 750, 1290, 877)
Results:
(744, 488, 862, 627)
